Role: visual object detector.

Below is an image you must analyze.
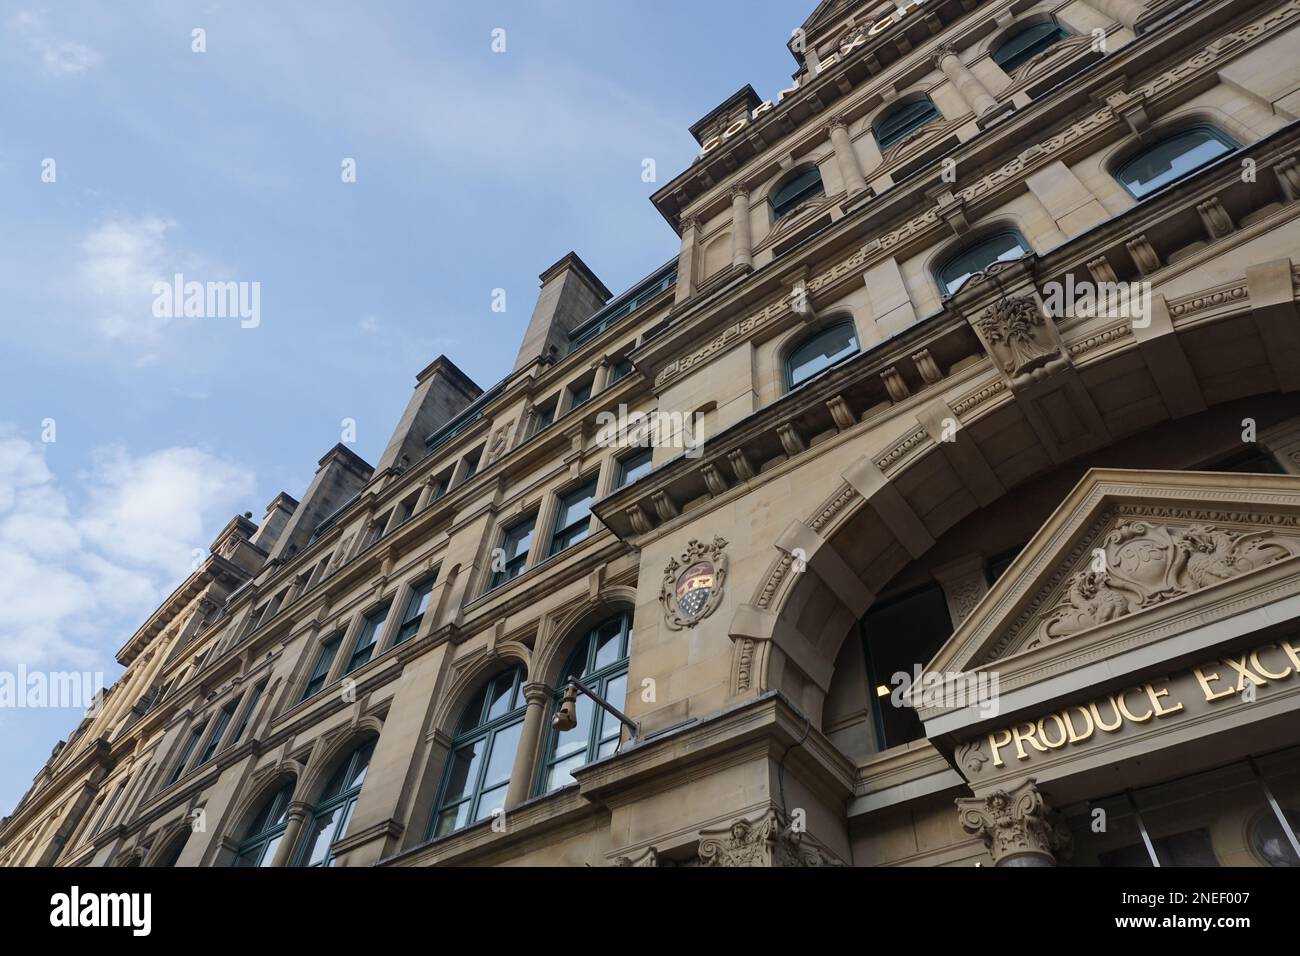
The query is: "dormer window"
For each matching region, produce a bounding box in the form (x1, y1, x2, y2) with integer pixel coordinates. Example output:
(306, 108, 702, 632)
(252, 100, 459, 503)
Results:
(770, 167, 824, 221)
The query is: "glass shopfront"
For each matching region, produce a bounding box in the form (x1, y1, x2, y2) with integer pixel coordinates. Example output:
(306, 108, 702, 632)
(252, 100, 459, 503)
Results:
(1062, 746, 1300, 866)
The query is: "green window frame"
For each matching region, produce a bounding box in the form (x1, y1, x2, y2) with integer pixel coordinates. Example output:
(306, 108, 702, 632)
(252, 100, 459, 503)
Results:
(936, 230, 1030, 295)
(393, 577, 436, 645)
(197, 704, 235, 766)
(567, 379, 593, 410)
(167, 726, 203, 786)
(875, 97, 940, 150)
(295, 740, 376, 867)
(234, 782, 294, 867)
(429, 667, 527, 838)
(1114, 125, 1238, 199)
(549, 480, 597, 556)
(301, 634, 341, 701)
(154, 832, 189, 868)
(490, 516, 535, 589)
(991, 21, 1070, 73)
(770, 166, 824, 220)
(615, 448, 653, 489)
(538, 612, 632, 793)
(608, 356, 634, 385)
(344, 604, 391, 675)
(229, 682, 265, 746)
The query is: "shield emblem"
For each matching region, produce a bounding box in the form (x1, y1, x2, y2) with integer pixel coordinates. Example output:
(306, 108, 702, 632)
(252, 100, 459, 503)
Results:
(675, 561, 715, 620)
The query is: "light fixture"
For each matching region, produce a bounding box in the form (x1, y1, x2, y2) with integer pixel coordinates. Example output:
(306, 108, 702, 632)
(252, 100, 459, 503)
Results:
(876, 684, 891, 698)
(549, 677, 640, 744)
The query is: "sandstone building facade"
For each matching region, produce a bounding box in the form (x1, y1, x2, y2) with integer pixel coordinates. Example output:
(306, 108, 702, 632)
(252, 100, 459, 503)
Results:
(5, 0, 1300, 867)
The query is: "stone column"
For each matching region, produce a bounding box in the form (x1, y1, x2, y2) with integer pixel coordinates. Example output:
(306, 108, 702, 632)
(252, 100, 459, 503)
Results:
(828, 117, 867, 197)
(1088, 0, 1147, 31)
(730, 187, 753, 272)
(933, 44, 999, 118)
(504, 682, 552, 809)
(674, 216, 700, 304)
(269, 801, 313, 867)
(955, 778, 1071, 866)
(593, 357, 612, 395)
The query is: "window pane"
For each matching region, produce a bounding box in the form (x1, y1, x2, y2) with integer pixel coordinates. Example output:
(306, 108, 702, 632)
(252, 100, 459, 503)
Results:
(302, 807, 340, 866)
(484, 674, 515, 722)
(771, 167, 824, 219)
(474, 784, 508, 823)
(593, 619, 624, 671)
(256, 835, 281, 867)
(598, 673, 628, 743)
(1117, 129, 1235, 199)
(483, 721, 523, 790)
(440, 739, 485, 804)
(617, 449, 652, 488)
(939, 232, 1028, 294)
(788, 322, 859, 388)
(435, 802, 471, 838)
(993, 23, 1067, 72)
(877, 98, 939, 149)
(547, 753, 587, 791)
(551, 482, 596, 554)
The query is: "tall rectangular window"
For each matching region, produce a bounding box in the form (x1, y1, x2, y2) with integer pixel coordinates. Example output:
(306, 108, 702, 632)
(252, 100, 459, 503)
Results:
(302, 635, 341, 701)
(615, 448, 653, 489)
(394, 578, 436, 645)
(550, 480, 597, 555)
(168, 727, 204, 785)
(229, 682, 265, 746)
(198, 704, 235, 765)
(567, 379, 593, 410)
(533, 399, 557, 435)
(344, 605, 390, 675)
(608, 356, 633, 385)
(490, 517, 535, 589)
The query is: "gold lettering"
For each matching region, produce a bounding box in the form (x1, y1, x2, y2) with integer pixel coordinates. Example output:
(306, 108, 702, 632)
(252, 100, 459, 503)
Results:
(1144, 681, 1184, 718)
(1221, 654, 1267, 691)
(1117, 686, 1153, 723)
(751, 100, 774, 119)
(1252, 644, 1292, 681)
(1279, 639, 1300, 672)
(988, 728, 1013, 768)
(776, 81, 801, 104)
(1037, 713, 1069, 749)
(723, 118, 748, 139)
(1063, 705, 1095, 743)
(700, 136, 722, 155)
(1194, 666, 1235, 702)
(1090, 696, 1124, 732)
(867, 15, 894, 36)
(1011, 721, 1048, 761)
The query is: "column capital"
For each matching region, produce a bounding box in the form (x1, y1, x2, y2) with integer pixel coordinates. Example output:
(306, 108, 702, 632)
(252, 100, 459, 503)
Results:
(679, 214, 701, 234)
(827, 114, 851, 134)
(955, 778, 1071, 866)
(931, 42, 959, 69)
(728, 183, 750, 202)
(522, 681, 553, 705)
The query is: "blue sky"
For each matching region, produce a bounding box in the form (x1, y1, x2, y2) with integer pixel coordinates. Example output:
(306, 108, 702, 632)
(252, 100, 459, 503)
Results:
(0, 2, 804, 814)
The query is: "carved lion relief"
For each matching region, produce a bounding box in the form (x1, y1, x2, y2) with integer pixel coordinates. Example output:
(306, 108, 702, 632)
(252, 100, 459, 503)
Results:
(1032, 520, 1297, 647)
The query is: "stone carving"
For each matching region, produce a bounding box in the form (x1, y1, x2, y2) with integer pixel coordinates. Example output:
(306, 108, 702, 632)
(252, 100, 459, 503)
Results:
(661, 536, 728, 630)
(613, 846, 660, 867)
(955, 779, 1070, 866)
(1039, 521, 1296, 642)
(698, 808, 845, 867)
(974, 295, 1067, 384)
(955, 739, 989, 776)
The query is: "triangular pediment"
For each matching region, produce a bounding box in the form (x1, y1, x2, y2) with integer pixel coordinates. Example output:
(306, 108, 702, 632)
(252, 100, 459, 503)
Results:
(928, 469, 1300, 680)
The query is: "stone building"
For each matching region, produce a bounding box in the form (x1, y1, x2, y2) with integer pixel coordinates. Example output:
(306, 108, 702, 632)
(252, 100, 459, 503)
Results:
(4, 0, 1300, 868)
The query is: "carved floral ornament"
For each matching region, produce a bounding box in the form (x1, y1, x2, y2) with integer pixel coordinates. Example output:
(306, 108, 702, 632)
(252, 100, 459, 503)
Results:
(973, 293, 1068, 385)
(661, 536, 728, 630)
(1034, 520, 1297, 647)
(955, 778, 1071, 866)
(698, 807, 846, 867)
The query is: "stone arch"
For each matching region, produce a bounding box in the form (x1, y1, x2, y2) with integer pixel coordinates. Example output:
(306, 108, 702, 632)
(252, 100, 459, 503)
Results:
(728, 277, 1300, 731)
(532, 584, 638, 688)
(428, 641, 532, 734)
(224, 759, 303, 844)
(297, 715, 385, 805)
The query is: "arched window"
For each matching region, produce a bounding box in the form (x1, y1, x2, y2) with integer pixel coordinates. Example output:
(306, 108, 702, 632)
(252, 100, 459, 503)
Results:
(875, 97, 940, 150)
(540, 612, 632, 793)
(937, 230, 1030, 294)
(786, 320, 860, 390)
(234, 782, 294, 867)
(296, 739, 375, 867)
(1114, 126, 1238, 199)
(153, 831, 189, 868)
(992, 21, 1070, 73)
(430, 667, 526, 838)
(770, 166, 824, 220)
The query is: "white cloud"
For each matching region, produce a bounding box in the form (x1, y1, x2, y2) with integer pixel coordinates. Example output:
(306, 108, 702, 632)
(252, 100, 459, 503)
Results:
(0, 429, 256, 671)
(77, 216, 174, 341)
(11, 10, 101, 76)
